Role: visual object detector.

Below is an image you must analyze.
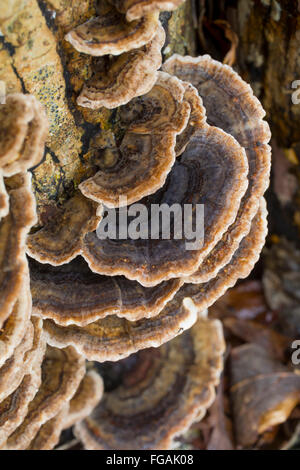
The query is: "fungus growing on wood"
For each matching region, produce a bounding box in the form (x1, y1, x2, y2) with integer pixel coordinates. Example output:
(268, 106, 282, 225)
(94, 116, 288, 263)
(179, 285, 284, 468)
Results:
(81, 124, 248, 286)
(28, 405, 70, 451)
(0, 338, 46, 447)
(4, 346, 85, 450)
(79, 72, 190, 207)
(179, 198, 268, 313)
(108, 0, 186, 21)
(0, 94, 48, 177)
(0, 277, 31, 369)
(163, 54, 271, 284)
(0, 323, 34, 401)
(42, 290, 199, 362)
(0, 318, 44, 403)
(0, 11, 273, 448)
(0, 173, 37, 327)
(26, 192, 101, 266)
(30, 257, 182, 325)
(27, 369, 103, 450)
(77, 22, 165, 109)
(74, 316, 225, 450)
(63, 370, 104, 430)
(65, 0, 159, 56)
(174, 83, 206, 156)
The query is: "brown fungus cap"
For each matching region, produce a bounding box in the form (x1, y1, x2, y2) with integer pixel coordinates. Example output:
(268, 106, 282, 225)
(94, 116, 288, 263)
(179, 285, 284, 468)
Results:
(79, 72, 190, 207)
(0, 93, 34, 168)
(0, 93, 48, 177)
(163, 54, 271, 284)
(30, 257, 182, 325)
(74, 316, 225, 450)
(0, 318, 44, 403)
(0, 323, 34, 402)
(0, 276, 31, 369)
(180, 198, 268, 313)
(0, 336, 46, 447)
(0, 172, 37, 327)
(175, 83, 206, 156)
(81, 124, 248, 287)
(26, 192, 101, 266)
(28, 405, 70, 451)
(65, 0, 159, 57)
(117, 72, 190, 135)
(77, 22, 165, 109)
(63, 370, 104, 430)
(108, 0, 186, 21)
(42, 289, 199, 362)
(4, 346, 86, 450)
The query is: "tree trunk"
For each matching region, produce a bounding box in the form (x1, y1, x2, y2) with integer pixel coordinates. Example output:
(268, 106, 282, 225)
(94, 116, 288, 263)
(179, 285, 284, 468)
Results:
(0, 0, 197, 221)
(199, 0, 300, 242)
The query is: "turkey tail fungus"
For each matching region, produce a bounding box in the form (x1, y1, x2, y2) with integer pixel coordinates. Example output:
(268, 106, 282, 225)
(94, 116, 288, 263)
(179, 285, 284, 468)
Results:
(0, 0, 274, 451)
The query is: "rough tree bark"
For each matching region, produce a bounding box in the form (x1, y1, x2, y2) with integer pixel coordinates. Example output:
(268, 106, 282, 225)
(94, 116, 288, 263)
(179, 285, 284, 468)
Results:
(0, 0, 197, 222)
(199, 0, 300, 241)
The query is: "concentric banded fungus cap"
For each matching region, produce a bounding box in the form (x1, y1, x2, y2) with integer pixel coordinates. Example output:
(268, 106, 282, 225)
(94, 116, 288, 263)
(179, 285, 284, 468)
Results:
(0, 272, 31, 369)
(77, 22, 165, 109)
(79, 72, 190, 207)
(74, 316, 225, 450)
(0, 318, 44, 403)
(0, 323, 34, 402)
(0, 173, 37, 327)
(4, 346, 85, 450)
(81, 124, 248, 286)
(179, 197, 268, 312)
(28, 405, 69, 450)
(63, 370, 104, 430)
(29, 369, 103, 450)
(26, 192, 101, 266)
(42, 289, 200, 362)
(0, 93, 48, 177)
(175, 83, 206, 156)
(108, 0, 186, 21)
(163, 54, 271, 284)
(65, 0, 159, 56)
(30, 257, 182, 325)
(0, 335, 46, 447)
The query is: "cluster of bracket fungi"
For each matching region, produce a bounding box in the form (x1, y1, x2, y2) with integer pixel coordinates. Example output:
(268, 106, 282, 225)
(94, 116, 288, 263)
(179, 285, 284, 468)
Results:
(0, 0, 271, 450)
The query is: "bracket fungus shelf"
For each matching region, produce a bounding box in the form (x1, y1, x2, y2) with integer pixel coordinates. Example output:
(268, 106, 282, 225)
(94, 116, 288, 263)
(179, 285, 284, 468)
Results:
(42, 291, 200, 362)
(0, 174, 37, 328)
(0, 94, 48, 178)
(108, 0, 186, 22)
(65, 1, 160, 57)
(30, 257, 183, 325)
(78, 71, 190, 207)
(27, 192, 102, 266)
(0, 0, 271, 451)
(1, 345, 100, 450)
(76, 23, 165, 109)
(74, 316, 225, 450)
(162, 55, 271, 284)
(81, 123, 248, 286)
